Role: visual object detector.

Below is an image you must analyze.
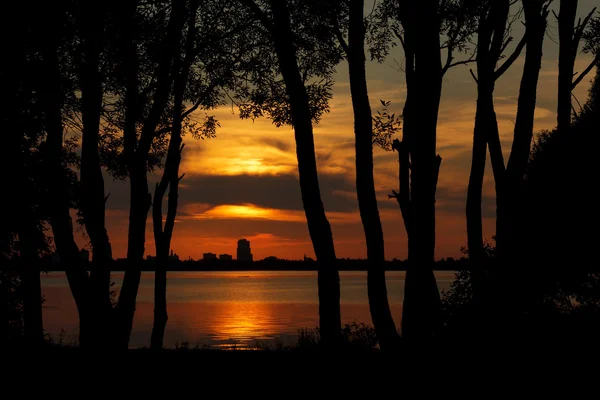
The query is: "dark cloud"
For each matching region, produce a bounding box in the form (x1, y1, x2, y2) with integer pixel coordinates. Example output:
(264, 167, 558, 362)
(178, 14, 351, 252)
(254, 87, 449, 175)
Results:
(175, 217, 311, 239)
(178, 172, 359, 213)
(258, 138, 293, 153)
(316, 149, 334, 164)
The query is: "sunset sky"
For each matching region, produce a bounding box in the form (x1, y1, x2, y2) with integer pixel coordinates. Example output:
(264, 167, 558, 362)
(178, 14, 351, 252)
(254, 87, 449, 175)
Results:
(78, 1, 598, 261)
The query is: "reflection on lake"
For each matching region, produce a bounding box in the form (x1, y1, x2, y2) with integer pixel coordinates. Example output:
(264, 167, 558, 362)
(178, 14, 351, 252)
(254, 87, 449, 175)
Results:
(41, 271, 456, 348)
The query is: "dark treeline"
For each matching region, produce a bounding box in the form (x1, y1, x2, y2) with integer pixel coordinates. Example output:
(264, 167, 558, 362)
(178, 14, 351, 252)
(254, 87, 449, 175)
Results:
(1, 257, 465, 272)
(1, 0, 599, 351)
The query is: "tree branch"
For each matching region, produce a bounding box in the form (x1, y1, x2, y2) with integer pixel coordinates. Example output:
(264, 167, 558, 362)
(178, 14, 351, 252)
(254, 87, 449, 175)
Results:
(332, 15, 349, 56)
(445, 55, 476, 72)
(573, 7, 597, 51)
(239, 0, 274, 35)
(572, 54, 600, 90)
(495, 33, 527, 80)
(469, 68, 478, 84)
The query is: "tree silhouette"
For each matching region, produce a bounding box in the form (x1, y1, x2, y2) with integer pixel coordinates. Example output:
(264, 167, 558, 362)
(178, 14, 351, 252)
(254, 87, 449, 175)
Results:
(150, 0, 240, 349)
(488, 0, 549, 287)
(149, 0, 198, 352)
(1, 22, 55, 346)
(329, 0, 399, 350)
(466, 0, 525, 307)
(75, 0, 114, 348)
(376, 0, 477, 338)
(237, 0, 343, 347)
(556, 0, 598, 135)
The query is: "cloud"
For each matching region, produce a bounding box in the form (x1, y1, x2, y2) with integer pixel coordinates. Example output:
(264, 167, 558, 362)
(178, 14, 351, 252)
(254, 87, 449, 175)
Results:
(178, 172, 359, 213)
(258, 137, 293, 153)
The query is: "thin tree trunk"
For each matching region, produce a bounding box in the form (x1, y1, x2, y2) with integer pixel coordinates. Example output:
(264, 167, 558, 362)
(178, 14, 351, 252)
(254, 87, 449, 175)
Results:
(501, 1, 548, 261)
(466, 0, 512, 305)
(557, 0, 578, 134)
(116, 161, 149, 348)
(268, 0, 341, 346)
(77, 0, 113, 348)
(151, 0, 198, 349)
(484, 1, 548, 315)
(114, 0, 143, 349)
(116, 0, 185, 349)
(466, 90, 491, 299)
(346, 0, 399, 349)
(150, 139, 183, 349)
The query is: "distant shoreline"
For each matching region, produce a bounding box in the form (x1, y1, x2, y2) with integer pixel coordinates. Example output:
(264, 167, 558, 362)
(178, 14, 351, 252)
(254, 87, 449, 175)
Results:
(5, 257, 465, 272)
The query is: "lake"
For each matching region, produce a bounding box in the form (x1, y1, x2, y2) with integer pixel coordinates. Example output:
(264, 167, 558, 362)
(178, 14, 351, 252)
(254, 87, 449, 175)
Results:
(41, 271, 457, 348)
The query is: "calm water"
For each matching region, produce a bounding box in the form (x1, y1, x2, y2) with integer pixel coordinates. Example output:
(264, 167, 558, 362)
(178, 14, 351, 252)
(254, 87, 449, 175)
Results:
(41, 271, 457, 348)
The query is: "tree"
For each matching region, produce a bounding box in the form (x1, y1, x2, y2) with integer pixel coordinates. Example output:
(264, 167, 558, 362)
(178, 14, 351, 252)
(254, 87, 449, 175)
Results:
(75, 0, 115, 347)
(377, 0, 477, 337)
(32, 0, 88, 347)
(149, 0, 199, 351)
(556, 0, 598, 134)
(108, 0, 187, 348)
(237, 0, 343, 346)
(330, 0, 399, 350)
(465, 0, 525, 305)
(487, 0, 550, 308)
(150, 0, 232, 349)
(1, 32, 51, 346)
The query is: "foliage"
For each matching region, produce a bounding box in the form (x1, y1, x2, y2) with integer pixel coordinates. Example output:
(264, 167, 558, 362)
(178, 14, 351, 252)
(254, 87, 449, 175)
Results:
(582, 12, 600, 56)
(233, 0, 343, 128)
(372, 100, 402, 150)
(295, 321, 378, 351)
(441, 239, 496, 330)
(441, 68, 600, 336)
(69, 0, 242, 181)
(368, 0, 480, 64)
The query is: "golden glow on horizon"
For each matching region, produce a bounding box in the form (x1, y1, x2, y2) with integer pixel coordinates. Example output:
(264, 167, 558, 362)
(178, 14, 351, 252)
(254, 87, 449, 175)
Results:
(186, 204, 307, 222)
(180, 202, 374, 225)
(184, 154, 296, 176)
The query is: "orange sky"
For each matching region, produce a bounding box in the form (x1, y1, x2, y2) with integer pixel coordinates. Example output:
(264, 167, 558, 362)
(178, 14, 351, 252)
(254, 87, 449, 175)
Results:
(71, 1, 598, 261)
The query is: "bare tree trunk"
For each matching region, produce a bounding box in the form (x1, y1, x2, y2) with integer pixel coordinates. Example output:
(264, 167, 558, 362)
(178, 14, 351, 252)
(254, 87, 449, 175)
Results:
(398, 0, 443, 338)
(268, 0, 341, 346)
(113, 0, 143, 350)
(485, 1, 548, 315)
(346, 0, 399, 349)
(150, 139, 183, 349)
(557, 0, 578, 134)
(466, 0, 514, 305)
(116, 161, 150, 348)
(501, 1, 548, 262)
(151, 0, 198, 349)
(466, 90, 491, 298)
(76, 0, 113, 348)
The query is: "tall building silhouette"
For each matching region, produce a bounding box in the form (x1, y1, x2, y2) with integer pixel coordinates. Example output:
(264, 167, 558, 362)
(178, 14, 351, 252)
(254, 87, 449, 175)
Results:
(237, 238, 253, 262)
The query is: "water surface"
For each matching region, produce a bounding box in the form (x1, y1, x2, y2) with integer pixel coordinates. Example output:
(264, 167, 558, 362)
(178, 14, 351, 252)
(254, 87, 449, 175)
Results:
(41, 271, 456, 348)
